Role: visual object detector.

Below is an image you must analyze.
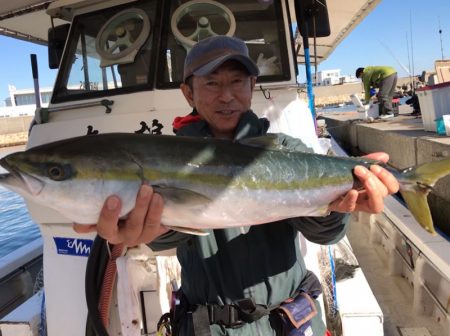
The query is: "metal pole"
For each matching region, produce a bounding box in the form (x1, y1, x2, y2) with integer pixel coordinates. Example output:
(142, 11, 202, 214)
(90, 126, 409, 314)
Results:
(313, 14, 318, 86)
(30, 54, 41, 108)
(80, 31, 90, 91)
(301, 27, 315, 120)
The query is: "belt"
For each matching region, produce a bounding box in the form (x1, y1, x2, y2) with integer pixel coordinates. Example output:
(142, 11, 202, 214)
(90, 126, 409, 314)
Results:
(192, 297, 271, 331)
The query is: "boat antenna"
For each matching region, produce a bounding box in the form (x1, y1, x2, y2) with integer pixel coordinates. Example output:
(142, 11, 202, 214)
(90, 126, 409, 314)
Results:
(438, 16, 445, 60)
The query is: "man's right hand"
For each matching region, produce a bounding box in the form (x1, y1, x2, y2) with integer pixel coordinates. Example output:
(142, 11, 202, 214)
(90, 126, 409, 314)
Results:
(73, 185, 168, 246)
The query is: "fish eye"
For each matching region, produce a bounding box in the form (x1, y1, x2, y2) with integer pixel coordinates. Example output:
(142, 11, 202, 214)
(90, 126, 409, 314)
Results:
(47, 164, 68, 181)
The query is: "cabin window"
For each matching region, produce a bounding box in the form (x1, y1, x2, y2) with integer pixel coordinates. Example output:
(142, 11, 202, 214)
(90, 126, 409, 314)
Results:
(52, 0, 159, 103)
(157, 0, 290, 88)
(51, 0, 291, 103)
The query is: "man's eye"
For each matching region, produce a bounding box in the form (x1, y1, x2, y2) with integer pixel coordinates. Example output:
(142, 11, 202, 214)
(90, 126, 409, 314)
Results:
(206, 81, 218, 86)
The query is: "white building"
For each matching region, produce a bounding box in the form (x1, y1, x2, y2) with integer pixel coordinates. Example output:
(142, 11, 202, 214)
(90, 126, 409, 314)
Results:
(317, 69, 341, 86)
(316, 69, 359, 86)
(0, 85, 52, 118)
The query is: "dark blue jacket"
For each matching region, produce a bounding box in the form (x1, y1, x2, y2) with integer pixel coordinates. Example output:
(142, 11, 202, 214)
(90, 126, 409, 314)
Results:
(150, 111, 348, 335)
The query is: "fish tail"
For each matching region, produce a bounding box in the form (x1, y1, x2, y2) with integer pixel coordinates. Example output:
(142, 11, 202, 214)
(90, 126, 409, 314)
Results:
(399, 158, 450, 235)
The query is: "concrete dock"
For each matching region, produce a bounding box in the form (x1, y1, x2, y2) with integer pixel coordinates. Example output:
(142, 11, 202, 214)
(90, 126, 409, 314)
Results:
(0, 116, 32, 148)
(323, 104, 449, 336)
(322, 104, 450, 237)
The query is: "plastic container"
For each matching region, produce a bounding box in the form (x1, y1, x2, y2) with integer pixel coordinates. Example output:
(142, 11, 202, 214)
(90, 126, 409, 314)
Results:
(435, 115, 450, 135)
(350, 94, 379, 119)
(416, 82, 450, 132)
(392, 98, 400, 116)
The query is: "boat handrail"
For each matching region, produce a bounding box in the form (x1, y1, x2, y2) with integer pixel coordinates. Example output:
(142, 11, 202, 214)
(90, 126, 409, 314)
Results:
(0, 238, 43, 280)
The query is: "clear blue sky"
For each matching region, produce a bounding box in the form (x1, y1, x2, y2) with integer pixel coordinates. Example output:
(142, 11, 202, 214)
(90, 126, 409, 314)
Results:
(314, 0, 450, 81)
(0, 0, 449, 104)
(0, 38, 58, 105)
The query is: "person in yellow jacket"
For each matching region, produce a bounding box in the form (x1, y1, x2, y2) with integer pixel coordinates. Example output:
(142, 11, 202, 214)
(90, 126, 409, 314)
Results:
(356, 66, 398, 118)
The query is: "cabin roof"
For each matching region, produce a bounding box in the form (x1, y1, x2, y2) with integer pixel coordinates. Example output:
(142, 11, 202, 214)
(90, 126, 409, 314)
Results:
(0, 0, 381, 64)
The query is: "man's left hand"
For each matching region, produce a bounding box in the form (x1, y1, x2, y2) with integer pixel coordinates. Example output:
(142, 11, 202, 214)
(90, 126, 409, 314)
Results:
(328, 152, 399, 214)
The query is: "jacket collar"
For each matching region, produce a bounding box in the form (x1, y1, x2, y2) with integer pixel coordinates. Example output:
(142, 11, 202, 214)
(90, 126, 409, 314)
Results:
(175, 110, 269, 140)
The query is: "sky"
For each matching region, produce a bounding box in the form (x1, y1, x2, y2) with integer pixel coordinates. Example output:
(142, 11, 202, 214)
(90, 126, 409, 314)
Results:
(315, 0, 450, 80)
(0, 0, 449, 105)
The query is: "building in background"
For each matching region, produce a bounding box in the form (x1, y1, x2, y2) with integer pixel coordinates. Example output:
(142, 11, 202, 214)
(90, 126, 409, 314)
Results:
(0, 85, 51, 118)
(316, 69, 359, 86)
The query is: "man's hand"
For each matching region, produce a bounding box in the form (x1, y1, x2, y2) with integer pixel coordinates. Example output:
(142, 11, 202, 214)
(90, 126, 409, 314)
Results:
(73, 185, 169, 246)
(328, 152, 399, 214)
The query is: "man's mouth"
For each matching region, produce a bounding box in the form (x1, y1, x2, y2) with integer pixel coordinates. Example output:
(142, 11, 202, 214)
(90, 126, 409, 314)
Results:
(217, 109, 237, 116)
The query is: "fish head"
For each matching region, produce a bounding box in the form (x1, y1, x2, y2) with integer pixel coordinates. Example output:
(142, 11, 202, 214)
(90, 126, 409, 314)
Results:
(0, 151, 53, 197)
(0, 145, 141, 224)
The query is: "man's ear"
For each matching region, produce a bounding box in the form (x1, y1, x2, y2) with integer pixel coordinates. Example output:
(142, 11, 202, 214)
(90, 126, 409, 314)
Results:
(250, 76, 257, 91)
(180, 83, 195, 108)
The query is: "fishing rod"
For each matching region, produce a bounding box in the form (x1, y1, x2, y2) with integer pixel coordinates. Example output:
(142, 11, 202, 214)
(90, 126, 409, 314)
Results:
(410, 10, 415, 94)
(406, 33, 413, 94)
(378, 39, 410, 75)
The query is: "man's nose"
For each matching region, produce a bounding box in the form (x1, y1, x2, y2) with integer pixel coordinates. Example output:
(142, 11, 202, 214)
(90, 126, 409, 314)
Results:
(218, 84, 234, 102)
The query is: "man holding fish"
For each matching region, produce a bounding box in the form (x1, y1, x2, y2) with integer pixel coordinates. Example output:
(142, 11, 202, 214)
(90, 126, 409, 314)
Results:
(79, 36, 399, 335)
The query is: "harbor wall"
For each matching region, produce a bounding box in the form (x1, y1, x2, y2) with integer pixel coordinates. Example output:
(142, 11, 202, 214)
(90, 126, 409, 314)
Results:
(324, 113, 450, 237)
(314, 77, 412, 106)
(0, 116, 33, 147)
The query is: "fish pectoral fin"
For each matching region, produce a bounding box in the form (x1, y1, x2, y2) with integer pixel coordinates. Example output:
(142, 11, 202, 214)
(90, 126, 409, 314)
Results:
(152, 186, 211, 206)
(165, 225, 210, 236)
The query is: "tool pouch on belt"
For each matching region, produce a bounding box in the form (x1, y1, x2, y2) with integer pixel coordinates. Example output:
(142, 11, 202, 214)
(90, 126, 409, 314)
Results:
(276, 270, 322, 336)
(278, 292, 317, 336)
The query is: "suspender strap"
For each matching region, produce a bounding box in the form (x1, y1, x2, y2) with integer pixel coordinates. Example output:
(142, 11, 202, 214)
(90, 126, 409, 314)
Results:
(192, 305, 212, 336)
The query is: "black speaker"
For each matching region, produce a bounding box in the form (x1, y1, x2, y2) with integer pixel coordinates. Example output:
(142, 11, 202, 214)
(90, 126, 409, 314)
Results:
(294, 0, 331, 38)
(48, 23, 71, 69)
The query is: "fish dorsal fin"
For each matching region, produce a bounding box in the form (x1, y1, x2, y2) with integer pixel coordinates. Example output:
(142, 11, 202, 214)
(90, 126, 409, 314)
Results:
(238, 134, 289, 151)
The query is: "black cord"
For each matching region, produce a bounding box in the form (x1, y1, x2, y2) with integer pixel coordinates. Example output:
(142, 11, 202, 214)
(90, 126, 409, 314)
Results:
(85, 235, 109, 336)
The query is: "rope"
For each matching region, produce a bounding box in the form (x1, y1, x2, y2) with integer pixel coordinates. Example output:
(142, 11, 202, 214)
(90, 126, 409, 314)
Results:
(328, 245, 338, 314)
(98, 243, 125, 329)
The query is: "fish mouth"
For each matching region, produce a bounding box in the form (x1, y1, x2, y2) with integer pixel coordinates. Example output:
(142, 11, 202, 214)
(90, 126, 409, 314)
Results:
(0, 157, 44, 196)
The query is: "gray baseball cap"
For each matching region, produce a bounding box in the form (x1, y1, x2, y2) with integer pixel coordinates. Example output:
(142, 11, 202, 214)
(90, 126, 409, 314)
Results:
(183, 35, 259, 82)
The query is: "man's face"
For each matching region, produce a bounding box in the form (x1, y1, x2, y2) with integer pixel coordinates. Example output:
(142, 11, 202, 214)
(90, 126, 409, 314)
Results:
(181, 60, 256, 139)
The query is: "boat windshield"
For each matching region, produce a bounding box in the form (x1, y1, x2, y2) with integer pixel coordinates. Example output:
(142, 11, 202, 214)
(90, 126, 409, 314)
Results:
(52, 0, 290, 103)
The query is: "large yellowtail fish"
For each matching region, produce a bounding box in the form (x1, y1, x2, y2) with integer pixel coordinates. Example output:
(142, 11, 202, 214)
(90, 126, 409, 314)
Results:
(0, 133, 449, 235)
